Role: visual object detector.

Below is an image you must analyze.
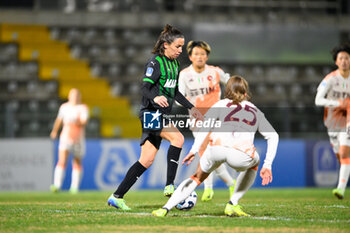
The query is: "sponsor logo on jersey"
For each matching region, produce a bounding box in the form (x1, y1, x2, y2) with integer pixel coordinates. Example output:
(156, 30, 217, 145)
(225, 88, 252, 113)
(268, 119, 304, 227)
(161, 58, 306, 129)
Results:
(146, 67, 153, 77)
(164, 79, 177, 88)
(189, 86, 217, 96)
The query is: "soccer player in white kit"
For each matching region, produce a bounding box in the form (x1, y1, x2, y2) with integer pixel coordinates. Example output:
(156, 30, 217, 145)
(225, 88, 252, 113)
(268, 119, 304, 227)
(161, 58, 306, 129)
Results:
(152, 76, 279, 217)
(178, 40, 237, 201)
(315, 43, 350, 199)
(50, 88, 89, 193)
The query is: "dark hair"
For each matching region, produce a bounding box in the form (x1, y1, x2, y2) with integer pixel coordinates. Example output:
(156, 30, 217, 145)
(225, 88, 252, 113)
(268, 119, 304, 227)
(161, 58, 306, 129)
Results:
(152, 24, 184, 56)
(331, 43, 350, 61)
(224, 75, 251, 104)
(186, 40, 211, 56)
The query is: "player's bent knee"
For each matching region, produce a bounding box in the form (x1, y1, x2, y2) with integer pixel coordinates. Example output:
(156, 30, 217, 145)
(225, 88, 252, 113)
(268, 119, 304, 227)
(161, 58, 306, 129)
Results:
(172, 134, 184, 147)
(139, 158, 154, 168)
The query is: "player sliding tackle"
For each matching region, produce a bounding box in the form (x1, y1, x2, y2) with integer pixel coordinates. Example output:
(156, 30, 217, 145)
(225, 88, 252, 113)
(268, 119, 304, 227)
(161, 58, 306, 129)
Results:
(152, 76, 279, 217)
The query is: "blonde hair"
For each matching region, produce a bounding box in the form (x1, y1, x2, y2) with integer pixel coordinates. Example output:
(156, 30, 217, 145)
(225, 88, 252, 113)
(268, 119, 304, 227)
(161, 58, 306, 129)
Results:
(224, 75, 251, 104)
(186, 40, 211, 56)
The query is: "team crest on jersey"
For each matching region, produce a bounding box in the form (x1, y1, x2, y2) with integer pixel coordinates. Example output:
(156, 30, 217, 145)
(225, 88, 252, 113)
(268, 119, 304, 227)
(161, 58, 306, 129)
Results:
(164, 79, 177, 88)
(207, 75, 213, 81)
(146, 67, 153, 77)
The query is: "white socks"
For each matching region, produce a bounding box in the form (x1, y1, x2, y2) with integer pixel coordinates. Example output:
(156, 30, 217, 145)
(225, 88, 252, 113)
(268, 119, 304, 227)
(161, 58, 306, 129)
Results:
(215, 164, 236, 187)
(70, 168, 83, 191)
(53, 165, 66, 189)
(203, 164, 236, 189)
(203, 172, 214, 189)
(337, 164, 350, 190)
(163, 178, 198, 210)
(230, 169, 257, 205)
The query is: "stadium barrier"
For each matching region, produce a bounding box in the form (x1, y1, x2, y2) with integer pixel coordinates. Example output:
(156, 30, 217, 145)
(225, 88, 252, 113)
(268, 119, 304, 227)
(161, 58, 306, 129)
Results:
(0, 138, 342, 191)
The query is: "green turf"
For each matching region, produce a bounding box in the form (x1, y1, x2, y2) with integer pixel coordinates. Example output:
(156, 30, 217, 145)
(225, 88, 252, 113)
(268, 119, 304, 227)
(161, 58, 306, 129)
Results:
(0, 188, 349, 232)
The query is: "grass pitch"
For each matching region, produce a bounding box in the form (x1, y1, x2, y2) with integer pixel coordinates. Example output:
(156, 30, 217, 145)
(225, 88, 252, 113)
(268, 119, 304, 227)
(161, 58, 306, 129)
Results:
(0, 188, 349, 233)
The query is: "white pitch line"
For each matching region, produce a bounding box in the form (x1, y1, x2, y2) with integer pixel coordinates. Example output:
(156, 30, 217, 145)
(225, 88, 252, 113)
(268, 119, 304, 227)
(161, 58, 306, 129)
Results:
(24, 209, 350, 224)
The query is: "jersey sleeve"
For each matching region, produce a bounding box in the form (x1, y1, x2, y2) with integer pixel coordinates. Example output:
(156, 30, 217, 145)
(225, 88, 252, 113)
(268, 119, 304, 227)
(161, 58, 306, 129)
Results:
(315, 76, 340, 107)
(175, 70, 188, 106)
(178, 71, 186, 96)
(257, 109, 279, 170)
(217, 66, 230, 84)
(142, 58, 161, 85)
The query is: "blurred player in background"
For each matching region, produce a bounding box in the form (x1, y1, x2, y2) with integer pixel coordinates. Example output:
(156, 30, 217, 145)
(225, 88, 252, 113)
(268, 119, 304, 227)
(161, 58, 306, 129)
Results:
(50, 88, 89, 194)
(152, 75, 279, 217)
(107, 24, 203, 211)
(178, 40, 237, 201)
(315, 43, 350, 199)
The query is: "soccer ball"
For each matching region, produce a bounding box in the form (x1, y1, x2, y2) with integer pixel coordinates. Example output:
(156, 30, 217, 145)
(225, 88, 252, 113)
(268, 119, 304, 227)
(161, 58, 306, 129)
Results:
(175, 191, 197, 211)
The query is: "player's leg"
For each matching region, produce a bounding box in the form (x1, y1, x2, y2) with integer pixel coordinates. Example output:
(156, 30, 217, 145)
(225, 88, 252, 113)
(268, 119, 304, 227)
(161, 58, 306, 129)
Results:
(108, 139, 158, 210)
(70, 157, 82, 194)
(198, 133, 215, 201)
(202, 172, 214, 201)
(160, 124, 184, 197)
(217, 147, 259, 217)
(328, 131, 341, 164)
(153, 153, 213, 217)
(334, 138, 350, 199)
(51, 147, 69, 192)
(69, 141, 85, 194)
(214, 163, 236, 197)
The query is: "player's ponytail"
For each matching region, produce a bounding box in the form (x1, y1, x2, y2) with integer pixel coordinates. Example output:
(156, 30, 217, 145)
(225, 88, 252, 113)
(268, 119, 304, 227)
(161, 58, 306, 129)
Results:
(152, 24, 184, 56)
(224, 75, 251, 104)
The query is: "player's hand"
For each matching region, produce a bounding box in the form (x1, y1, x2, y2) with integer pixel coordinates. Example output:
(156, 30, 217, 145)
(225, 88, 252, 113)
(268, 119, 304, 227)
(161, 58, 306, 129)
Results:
(260, 168, 273, 186)
(154, 96, 169, 108)
(339, 98, 350, 109)
(182, 152, 196, 166)
(190, 107, 204, 121)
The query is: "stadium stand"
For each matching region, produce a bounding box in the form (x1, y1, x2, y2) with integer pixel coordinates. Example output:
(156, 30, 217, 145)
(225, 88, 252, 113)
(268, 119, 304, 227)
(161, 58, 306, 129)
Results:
(0, 23, 141, 138)
(0, 0, 349, 138)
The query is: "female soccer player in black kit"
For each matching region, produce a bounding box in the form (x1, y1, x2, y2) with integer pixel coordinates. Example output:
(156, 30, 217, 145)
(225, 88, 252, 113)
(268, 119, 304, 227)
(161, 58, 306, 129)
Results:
(107, 24, 203, 210)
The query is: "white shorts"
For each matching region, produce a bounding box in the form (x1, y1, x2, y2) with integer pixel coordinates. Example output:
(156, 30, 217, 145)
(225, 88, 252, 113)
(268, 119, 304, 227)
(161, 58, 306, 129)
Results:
(200, 145, 260, 173)
(58, 138, 85, 158)
(327, 130, 350, 154)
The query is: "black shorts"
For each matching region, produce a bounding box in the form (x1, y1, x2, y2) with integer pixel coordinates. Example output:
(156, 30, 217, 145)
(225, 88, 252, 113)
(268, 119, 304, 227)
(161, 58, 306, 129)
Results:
(139, 117, 171, 150)
(140, 130, 163, 150)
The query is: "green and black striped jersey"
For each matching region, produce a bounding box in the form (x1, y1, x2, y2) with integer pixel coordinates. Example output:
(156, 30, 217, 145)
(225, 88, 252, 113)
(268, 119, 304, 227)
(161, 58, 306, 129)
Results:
(140, 54, 181, 115)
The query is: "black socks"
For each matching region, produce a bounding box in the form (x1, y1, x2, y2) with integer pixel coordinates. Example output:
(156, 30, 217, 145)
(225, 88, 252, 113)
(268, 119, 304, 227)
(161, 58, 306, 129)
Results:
(113, 161, 147, 198)
(166, 145, 182, 186)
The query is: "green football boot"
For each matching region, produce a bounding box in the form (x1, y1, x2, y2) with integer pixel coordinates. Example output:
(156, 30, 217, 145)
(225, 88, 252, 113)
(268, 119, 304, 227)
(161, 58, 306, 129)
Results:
(201, 188, 214, 201)
(224, 203, 250, 217)
(332, 188, 345, 200)
(107, 194, 131, 210)
(152, 208, 169, 217)
(163, 184, 175, 197)
(50, 185, 59, 193)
